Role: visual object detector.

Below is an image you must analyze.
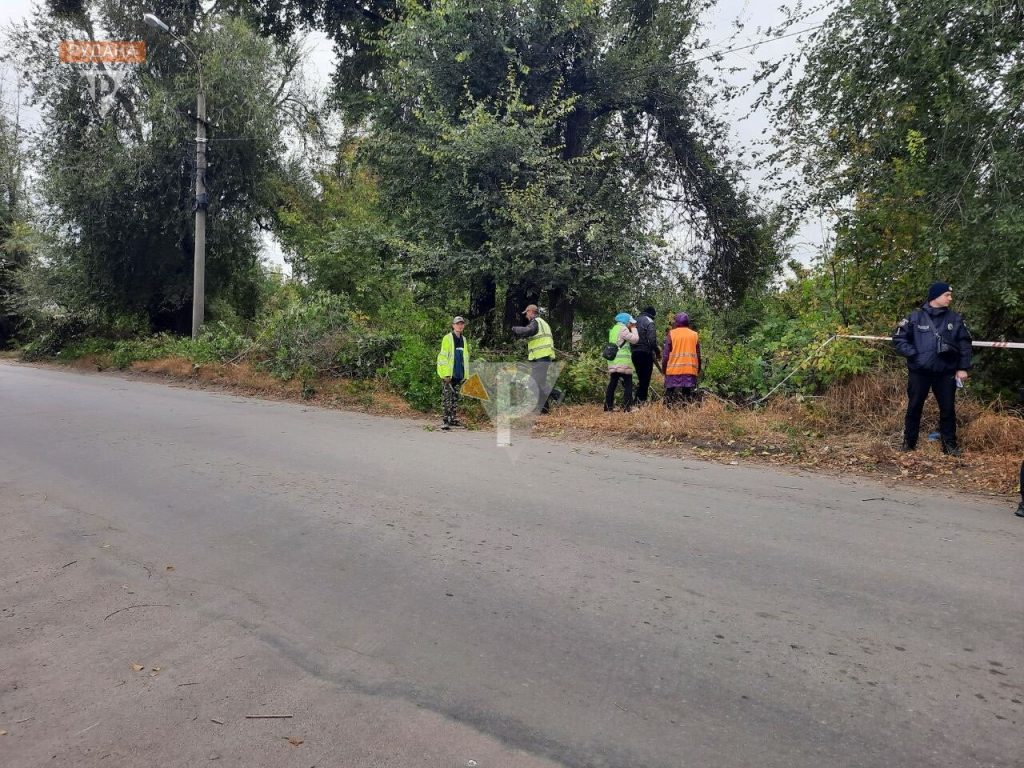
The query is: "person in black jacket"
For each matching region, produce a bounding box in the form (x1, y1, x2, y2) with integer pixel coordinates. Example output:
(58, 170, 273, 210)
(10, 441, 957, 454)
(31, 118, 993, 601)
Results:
(630, 306, 662, 406)
(892, 282, 972, 456)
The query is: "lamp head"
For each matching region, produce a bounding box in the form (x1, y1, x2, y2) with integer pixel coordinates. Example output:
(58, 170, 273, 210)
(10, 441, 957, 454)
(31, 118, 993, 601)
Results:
(143, 13, 170, 33)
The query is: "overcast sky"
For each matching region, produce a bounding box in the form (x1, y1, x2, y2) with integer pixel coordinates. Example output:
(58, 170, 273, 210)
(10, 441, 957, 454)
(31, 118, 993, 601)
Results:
(0, 0, 828, 271)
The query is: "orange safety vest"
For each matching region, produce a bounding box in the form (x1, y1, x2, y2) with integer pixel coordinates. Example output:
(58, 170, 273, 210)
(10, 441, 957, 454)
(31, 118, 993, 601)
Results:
(665, 327, 700, 376)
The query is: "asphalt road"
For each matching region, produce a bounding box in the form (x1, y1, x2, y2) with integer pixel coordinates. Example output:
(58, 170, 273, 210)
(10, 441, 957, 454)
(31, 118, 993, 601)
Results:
(1, 362, 1021, 768)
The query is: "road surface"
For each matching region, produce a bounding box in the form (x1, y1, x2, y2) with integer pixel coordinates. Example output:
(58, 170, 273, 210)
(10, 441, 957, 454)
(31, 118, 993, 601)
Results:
(1, 362, 1021, 767)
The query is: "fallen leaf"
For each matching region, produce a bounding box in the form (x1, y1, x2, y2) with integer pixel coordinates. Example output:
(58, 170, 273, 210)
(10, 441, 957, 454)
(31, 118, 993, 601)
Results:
(165, 565, 175, 571)
(151, 667, 161, 672)
(0, 730, 7, 736)
(285, 737, 304, 747)
(130, 663, 145, 672)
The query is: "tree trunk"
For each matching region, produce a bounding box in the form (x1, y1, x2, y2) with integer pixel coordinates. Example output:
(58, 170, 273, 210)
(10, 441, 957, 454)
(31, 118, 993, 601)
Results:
(546, 285, 575, 354)
(469, 273, 497, 345)
(503, 283, 538, 341)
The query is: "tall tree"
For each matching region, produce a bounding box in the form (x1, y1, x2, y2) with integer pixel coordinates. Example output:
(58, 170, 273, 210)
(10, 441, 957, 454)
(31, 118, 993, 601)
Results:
(7, 1, 313, 331)
(761, 0, 1024, 377)
(253, 0, 781, 345)
(0, 86, 30, 346)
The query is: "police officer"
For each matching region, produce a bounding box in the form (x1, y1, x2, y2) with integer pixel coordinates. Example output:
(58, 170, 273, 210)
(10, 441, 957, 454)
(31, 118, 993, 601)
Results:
(892, 282, 972, 456)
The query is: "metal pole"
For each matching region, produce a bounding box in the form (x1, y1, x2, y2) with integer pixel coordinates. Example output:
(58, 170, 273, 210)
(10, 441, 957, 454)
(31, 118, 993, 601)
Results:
(192, 90, 206, 340)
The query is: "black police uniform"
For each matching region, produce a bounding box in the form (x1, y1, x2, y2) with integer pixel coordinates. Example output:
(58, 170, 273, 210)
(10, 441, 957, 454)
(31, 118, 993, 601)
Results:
(891, 304, 972, 450)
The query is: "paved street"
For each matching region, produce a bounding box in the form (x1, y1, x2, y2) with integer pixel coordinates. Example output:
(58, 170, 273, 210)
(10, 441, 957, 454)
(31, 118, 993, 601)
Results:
(1, 362, 1021, 768)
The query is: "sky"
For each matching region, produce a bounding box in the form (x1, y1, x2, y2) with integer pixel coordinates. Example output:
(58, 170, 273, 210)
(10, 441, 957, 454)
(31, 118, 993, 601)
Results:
(0, 0, 829, 273)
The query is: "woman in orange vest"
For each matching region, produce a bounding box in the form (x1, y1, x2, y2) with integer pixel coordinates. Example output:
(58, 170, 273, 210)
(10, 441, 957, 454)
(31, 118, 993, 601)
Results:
(661, 312, 702, 406)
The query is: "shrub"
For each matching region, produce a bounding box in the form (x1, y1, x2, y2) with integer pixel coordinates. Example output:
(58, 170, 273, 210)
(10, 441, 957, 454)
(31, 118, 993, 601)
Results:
(560, 349, 607, 403)
(257, 290, 352, 380)
(702, 343, 767, 400)
(192, 322, 250, 363)
(21, 315, 91, 360)
(384, 335, 437, 411)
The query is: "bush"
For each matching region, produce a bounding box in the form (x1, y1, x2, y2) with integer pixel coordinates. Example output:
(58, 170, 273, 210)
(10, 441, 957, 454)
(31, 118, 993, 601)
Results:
(383, 335, 438, 412)
(253, 291, 404, 381)
(189, 323, 248, 363)
(257, 290, 353, 380)
(21, 315, 91, 360)
(560, 349, 608, 403)
(702, 342, 768, 400)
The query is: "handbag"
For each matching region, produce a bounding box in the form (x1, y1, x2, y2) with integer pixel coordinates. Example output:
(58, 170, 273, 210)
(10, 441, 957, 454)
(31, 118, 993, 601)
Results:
(601, 337, 627, 361)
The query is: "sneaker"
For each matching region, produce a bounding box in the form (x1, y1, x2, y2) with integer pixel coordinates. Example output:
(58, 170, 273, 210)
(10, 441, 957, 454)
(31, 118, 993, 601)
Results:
(448, 419, 464, 428)
(1015, 501, 1024, 518)
(440, 419, 452, 431)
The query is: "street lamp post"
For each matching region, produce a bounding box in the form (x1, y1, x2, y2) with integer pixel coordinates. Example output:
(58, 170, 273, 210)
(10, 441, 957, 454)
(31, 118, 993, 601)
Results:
(144, 13, 206, 340)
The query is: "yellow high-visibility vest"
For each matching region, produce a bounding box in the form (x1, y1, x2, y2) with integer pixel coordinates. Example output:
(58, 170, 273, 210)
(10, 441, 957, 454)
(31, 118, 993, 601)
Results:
(527, 317, 555, 361)
(436, 332, 470, 379)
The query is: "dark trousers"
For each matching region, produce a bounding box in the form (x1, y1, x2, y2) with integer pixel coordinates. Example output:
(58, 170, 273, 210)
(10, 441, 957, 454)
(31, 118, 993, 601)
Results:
(605, 373, 633, 411)
(904, 371, 957, 444)
(631, 351, 655, 404)
(1019, 460, 1023, 502)
(530, 359, 561, 413)
(665, 386, 697, 407)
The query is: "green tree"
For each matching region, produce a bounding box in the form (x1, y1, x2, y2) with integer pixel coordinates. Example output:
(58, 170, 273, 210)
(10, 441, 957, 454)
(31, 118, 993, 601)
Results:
(0, 84, 31, 347)
(251, 0, 782, 346)
(7, 1, 315, 332)
(761, 0, 1024, 384)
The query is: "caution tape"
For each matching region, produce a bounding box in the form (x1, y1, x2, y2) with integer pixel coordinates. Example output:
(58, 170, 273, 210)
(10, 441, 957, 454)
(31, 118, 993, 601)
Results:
(840, 334, 1024, 350)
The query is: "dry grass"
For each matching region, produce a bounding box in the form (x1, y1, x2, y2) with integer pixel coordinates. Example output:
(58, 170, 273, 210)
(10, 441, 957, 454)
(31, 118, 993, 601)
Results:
(128, 358, 423, 419)
(962, 412, 1024, 453)
(537, 373, 1023, 497)
(136, 357, 194, 378)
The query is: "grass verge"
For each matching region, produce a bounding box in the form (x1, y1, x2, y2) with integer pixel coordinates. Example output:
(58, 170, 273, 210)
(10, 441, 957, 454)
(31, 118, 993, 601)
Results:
(25, 354, 1024, 499)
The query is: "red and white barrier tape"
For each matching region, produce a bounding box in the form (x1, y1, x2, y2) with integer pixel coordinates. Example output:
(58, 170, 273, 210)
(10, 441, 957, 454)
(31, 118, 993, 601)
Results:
(840, 334, 1024, 350)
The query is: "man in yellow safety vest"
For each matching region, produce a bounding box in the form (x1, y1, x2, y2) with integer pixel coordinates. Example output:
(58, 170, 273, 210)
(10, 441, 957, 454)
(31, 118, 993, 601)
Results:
(512, 304, 563, 413)
(436, 316, 470, 429)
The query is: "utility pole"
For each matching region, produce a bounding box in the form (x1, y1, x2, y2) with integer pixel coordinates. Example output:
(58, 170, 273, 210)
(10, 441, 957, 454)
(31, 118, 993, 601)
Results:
(192, 91, 207, 340)
(143, 12, 206, 339)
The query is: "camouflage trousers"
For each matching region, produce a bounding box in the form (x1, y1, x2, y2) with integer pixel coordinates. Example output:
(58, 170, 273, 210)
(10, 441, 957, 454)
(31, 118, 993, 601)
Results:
(442, 379, 462, 424)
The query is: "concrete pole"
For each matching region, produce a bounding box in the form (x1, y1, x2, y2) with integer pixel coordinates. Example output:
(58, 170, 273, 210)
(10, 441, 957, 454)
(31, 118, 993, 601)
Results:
(192, 91, 207, 340)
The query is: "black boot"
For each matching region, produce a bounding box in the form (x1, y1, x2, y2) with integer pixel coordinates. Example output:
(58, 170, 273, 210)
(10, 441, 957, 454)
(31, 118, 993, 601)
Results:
(1015, 500, 1024, 518)
(900, 437, 917, 451)
(941, 438, 962, 457)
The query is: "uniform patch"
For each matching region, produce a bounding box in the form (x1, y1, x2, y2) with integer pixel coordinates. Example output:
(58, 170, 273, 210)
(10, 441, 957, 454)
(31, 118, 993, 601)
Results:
(898, 318, 908, 327)
(947, 323, 953, 331)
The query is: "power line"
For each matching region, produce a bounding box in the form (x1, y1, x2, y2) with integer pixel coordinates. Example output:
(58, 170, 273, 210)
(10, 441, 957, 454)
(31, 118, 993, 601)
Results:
(691, 23, 828, 65)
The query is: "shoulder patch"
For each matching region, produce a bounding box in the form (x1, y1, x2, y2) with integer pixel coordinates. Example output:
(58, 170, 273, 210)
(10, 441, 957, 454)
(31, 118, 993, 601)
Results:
(898, 318, 908, 327)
